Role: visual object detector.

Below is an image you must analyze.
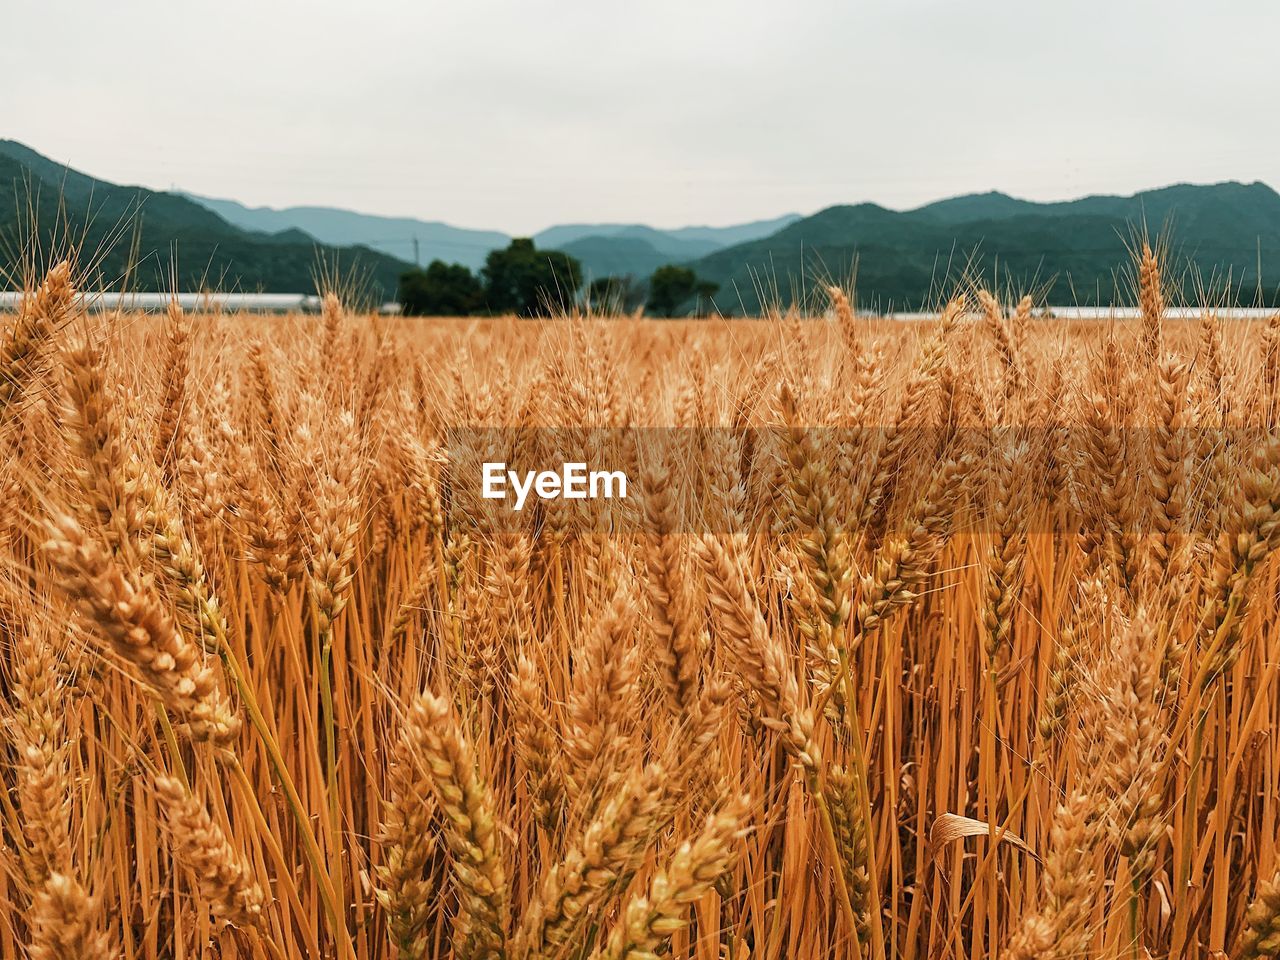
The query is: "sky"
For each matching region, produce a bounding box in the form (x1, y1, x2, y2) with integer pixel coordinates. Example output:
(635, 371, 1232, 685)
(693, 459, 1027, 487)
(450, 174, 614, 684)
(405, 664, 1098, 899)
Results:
(6, 0, 1275, 235)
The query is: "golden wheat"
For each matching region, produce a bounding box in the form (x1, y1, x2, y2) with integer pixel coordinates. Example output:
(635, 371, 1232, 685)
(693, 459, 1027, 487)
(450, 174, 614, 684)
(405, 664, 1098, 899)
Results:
(1, 253, 1279, 960)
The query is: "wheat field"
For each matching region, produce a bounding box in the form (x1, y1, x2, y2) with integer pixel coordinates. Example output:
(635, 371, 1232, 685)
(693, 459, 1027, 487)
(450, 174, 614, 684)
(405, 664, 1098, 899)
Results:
(2, 253, 1280, 959)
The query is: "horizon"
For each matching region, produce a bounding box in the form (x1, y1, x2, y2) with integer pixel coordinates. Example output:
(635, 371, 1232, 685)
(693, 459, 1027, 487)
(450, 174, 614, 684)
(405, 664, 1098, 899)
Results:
(11, 136, 1265, 237)
(8, 131, 1280, 311)
(178, 177, 1272, 237)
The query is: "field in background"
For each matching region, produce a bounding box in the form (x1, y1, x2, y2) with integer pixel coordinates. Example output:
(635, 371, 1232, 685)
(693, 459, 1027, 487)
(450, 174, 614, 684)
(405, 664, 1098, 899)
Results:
(3, 257, 1280, 959)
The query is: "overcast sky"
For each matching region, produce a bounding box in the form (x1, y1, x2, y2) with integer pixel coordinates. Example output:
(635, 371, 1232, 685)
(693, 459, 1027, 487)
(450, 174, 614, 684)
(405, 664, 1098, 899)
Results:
(6, 0, 1274, 234)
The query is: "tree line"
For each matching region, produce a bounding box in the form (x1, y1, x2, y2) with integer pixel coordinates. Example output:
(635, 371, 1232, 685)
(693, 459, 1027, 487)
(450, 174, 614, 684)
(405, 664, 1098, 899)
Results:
(397, 238, 718, 317)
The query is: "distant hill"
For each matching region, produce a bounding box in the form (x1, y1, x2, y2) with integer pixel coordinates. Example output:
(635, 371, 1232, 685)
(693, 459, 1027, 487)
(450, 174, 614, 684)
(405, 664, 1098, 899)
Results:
(555, 235, 680, 280)
(534, 223, 711, 258)
(660, 214, 804, 248)
(535, 214, 803, 278)
(8, 137, 1273, 314)
(534, 214, 799, 254)
(909, 191, 1043, 224)
(186, 193, 509, 272)
(690, 182, 1280, 312)
(0, 140, 413, 298)
(183, 196, 801, 280)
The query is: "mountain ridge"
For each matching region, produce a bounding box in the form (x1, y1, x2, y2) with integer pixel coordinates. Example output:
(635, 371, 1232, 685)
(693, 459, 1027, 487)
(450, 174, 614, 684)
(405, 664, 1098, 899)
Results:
(185, 193, 510, 272)
(532, 214, 801, 257)
(0, 139, 413, 298)
(689, 180, 1280, 312)
(4, 139, 1276, 310)
(188, 193, 803, 274)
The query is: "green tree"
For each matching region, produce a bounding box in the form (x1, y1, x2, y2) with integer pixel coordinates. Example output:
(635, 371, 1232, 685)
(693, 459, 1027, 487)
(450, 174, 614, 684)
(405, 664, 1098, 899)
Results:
(481, 238, 582, 317)
(646, 265, 718, 317)
(587, 275, 639, 313)
(398, 260, 484, 315)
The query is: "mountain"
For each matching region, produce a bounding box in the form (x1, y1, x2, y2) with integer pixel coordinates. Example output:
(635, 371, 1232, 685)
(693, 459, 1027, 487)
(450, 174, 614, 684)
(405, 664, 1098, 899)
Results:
(9, 137, 1272, 313)
(534, 215, 799, 254)
(690, 182, 1280, 312)
(185, 194, 509, 272)
(534, 214, 803, 277)
(0, 140, 413, 298)
(535, 223, 699, 256)
(554, 235, 679, 280)
(183, 195, 802, 280)
(909, 190, 1043, 224)
(661, 214, 804, 248)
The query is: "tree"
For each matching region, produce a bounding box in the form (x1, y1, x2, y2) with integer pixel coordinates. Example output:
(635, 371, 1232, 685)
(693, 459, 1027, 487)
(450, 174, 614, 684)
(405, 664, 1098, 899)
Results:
(481, 238, 582, 317)
(587, 275, 639, 313)
(646, 265, 718, 317)
(398, 260, 484, 315)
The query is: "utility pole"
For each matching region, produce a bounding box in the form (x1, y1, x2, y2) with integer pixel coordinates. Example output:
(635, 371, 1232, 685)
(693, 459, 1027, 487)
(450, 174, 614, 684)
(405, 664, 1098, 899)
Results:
(413, 235, 420, 266)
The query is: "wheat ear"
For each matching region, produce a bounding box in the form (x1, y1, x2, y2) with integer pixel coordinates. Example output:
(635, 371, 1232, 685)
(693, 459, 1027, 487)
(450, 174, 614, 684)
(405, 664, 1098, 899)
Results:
(42, 512, 240, 744)
(0, 261, 73, 423)
(1237, 871, 1280, 960)
(153, 775, 266, 929)
(400, 690, 509, 958)
(593, 794, 748, 960)
(27, 873, 113, 960)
